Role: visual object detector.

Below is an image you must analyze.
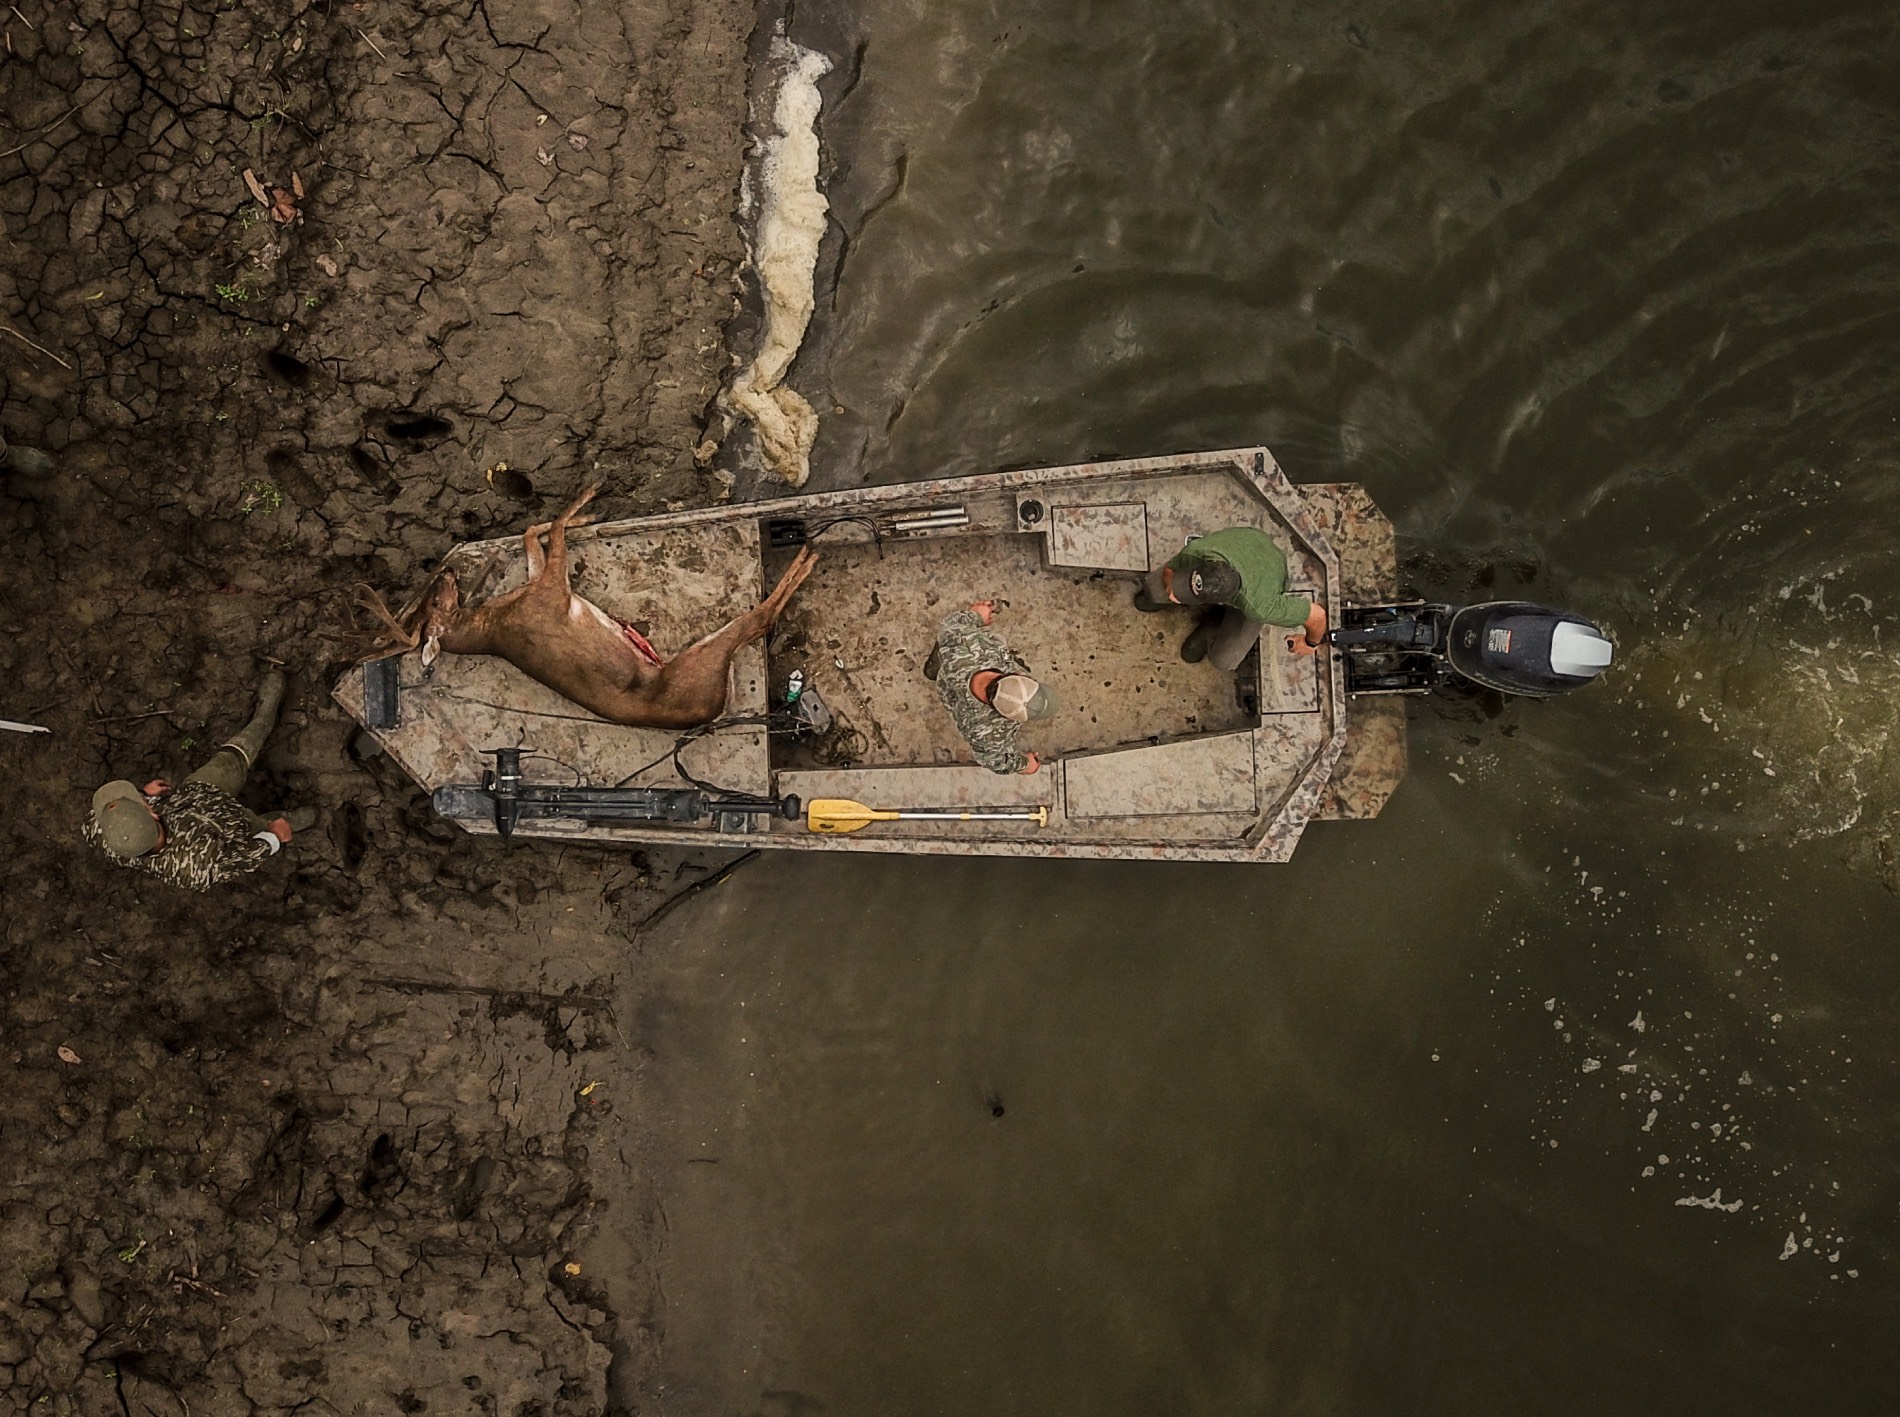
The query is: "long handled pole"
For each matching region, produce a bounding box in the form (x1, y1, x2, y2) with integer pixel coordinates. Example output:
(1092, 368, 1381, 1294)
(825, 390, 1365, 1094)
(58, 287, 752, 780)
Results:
(805, 799, 1049, 835)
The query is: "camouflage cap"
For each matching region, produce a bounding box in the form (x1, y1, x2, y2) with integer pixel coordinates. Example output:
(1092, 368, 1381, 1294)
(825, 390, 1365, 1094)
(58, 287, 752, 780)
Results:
(92, 780, 161, 859)
(992, 674, 1054, 723)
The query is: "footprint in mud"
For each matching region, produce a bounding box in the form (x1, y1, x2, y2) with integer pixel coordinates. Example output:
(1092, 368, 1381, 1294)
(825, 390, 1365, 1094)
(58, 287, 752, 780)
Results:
(263, 447, 323, 508)
(452, 1154, 497, 1220)
(487, 464, 537, 503)
(301, 1192, 346, 1238)
(348, 442, 401, 498)
(377, 409, 456, 450)
(358, 1132, 403, 1201)
(262, 348, 314, 388)
(332, 800, 369, 872)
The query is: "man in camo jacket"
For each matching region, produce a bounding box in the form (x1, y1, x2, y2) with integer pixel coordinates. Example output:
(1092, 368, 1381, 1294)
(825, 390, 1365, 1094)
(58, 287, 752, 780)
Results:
(85, 668, 317, 891)
(930, 600, 1054, 775)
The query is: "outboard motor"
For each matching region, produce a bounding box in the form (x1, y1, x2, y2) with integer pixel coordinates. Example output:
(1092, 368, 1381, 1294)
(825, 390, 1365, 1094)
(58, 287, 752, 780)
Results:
(1326, 601, 1614, 698)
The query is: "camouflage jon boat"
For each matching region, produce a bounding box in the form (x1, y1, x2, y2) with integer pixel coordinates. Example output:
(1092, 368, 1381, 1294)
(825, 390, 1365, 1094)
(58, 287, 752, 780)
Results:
(332, 447, 1405, 862)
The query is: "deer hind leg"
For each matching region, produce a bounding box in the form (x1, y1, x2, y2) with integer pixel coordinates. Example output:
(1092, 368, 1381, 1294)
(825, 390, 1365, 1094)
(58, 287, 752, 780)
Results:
(636, 547, 820, 726)
(759, 545, 818, 620)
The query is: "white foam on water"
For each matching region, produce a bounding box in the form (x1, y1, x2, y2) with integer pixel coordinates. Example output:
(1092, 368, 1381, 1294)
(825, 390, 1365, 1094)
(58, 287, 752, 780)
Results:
(725, 39, 833, 486)
(1630, 596, 1897, 856)
(1675, 1189, 1744, 1213)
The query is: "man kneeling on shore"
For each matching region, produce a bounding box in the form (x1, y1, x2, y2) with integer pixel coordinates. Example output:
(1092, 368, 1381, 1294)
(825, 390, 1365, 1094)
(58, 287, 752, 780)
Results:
(86, 667, 317, 891)
(928, 599, 1053, 776)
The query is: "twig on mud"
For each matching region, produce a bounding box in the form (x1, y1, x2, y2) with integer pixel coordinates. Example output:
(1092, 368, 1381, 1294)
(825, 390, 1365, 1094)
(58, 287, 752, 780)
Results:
(0, 102, 81, 159)
(166, 1256, 225, 1298)
(89, 708, 177, 725)
(8, 5, 32, 28)
(352, 25, 387, 59)
(55, 644, 105, 721)
(0, 324, 72, 369)
(632, 850, 761, 932)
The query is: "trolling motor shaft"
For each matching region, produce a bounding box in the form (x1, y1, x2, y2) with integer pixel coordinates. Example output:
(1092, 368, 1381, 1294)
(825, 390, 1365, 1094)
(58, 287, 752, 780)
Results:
(433, 747, 801, 838)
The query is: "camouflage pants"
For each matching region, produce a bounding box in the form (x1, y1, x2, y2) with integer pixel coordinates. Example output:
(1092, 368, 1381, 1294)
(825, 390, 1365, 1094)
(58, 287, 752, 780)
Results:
(184, 672, 284, 816)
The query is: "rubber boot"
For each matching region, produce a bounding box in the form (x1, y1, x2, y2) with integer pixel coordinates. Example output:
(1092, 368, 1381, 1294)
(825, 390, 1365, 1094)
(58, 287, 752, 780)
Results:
(223, 669, 286, 767)
(1180, 612, 1220, 665)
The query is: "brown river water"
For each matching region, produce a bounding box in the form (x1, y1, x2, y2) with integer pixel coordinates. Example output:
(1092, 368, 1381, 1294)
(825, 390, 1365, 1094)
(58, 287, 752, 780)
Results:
(638, 2, 1900, 1411)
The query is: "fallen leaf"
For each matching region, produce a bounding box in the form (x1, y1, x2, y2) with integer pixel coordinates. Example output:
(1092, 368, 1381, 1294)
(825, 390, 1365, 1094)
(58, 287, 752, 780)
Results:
(57, 1045, 81, 1065)
(242, 168, 270, 206)
(536, 113, 549, 125)
(535, 148, 554, 167)
(315, 253, 339, 277)
(291, 170, 305, 199)
(566, 131, 588, 151)
(268, 188, 298, 224)
(563, 1261, 582, 1276)
(579, 1081, 600, 1097)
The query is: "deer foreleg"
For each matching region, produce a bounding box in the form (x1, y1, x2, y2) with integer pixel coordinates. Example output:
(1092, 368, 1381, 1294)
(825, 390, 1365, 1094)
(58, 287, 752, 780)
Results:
(524, 512, 596, 579)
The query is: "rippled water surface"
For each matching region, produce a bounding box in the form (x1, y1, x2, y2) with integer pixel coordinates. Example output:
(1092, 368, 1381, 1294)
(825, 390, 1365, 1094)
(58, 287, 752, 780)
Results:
(641, 3, 1900, 1412)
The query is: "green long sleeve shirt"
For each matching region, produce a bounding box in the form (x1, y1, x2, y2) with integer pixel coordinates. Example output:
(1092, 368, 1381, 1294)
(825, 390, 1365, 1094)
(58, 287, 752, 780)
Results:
(1165, 526, 1312, 628)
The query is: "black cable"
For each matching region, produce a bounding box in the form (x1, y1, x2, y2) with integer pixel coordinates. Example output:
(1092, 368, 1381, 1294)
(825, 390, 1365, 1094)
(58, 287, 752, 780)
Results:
(520, 751, 585, 786)
(802, 514, 884, 558)
(611, 707, 810, 792)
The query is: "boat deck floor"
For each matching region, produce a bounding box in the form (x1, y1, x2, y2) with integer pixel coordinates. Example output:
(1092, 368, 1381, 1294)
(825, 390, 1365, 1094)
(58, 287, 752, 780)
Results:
(764, 531, 1261, 771)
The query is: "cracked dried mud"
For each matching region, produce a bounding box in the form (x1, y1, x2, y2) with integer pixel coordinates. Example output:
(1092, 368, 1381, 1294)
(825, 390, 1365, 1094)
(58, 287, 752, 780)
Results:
(1, 0, 764, 1410)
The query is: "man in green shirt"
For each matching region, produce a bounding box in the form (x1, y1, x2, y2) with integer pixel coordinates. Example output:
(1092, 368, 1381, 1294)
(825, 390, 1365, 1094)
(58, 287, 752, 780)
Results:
(1135, 526, 1327, 671)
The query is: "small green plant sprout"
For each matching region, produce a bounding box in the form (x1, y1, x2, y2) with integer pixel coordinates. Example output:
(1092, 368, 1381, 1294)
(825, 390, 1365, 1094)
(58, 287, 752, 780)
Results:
(178, 736, 195, 753)
(239, 206, 259, 230)
(303, 293, 320, 308)
(117, 1237, 148, 1264)
(238, 480, 284, 515)
(214, 281, 251, 303)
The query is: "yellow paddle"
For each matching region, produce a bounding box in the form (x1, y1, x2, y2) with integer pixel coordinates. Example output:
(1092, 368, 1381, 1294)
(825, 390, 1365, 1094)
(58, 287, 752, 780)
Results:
(805, 799, 1050, 835)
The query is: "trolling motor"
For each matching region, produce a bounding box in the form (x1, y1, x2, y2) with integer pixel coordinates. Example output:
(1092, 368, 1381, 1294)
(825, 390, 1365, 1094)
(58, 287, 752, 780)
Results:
(433, 747, 802, 838)
(1326, 601, 1614, 698)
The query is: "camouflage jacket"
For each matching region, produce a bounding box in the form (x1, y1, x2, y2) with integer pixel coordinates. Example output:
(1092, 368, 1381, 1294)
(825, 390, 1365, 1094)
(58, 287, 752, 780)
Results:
(934, 609, 1029, 775)
(83, 780, 277, 892)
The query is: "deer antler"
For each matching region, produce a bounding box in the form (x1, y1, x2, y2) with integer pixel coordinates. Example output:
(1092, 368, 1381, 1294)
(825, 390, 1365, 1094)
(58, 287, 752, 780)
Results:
(350, 582, 421, 659)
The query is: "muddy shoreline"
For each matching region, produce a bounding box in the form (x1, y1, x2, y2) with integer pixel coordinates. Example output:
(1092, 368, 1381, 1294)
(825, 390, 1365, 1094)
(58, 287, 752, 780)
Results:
(0, 0, 781, 1408)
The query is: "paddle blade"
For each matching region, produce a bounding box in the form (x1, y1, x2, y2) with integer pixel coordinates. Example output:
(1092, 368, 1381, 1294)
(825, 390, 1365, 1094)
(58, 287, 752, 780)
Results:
(804, 798, 899, 834)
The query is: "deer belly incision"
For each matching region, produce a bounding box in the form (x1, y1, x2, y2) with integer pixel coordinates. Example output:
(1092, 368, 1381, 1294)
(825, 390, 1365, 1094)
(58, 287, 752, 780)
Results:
(572, 597, 664, 667)
(619, 621, 663, 666)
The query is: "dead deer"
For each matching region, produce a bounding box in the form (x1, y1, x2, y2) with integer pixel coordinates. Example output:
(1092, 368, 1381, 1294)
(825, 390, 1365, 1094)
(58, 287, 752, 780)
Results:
(356, 484, 817, 730)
